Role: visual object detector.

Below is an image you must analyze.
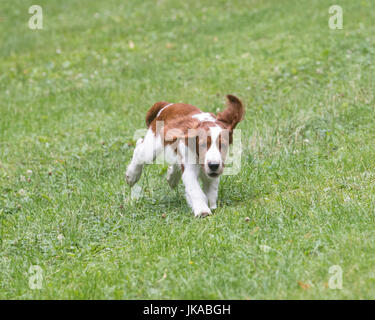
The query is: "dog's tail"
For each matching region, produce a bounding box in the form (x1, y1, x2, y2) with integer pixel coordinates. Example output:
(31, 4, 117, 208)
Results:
(145, 101, 170, 127)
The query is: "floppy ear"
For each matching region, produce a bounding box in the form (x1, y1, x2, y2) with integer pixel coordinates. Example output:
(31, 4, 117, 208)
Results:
(216, 95, 245, 131)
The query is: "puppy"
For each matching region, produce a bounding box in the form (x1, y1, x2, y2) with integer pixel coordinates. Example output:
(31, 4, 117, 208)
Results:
(126, 95, 244, 217)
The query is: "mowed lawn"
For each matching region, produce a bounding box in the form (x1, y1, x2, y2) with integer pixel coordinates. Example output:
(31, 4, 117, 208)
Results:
(1, 0, 375, 299)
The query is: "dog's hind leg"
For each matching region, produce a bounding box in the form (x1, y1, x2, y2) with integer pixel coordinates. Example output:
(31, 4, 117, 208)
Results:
(126, 129, 163, 186)
(166, 164, 182, 188)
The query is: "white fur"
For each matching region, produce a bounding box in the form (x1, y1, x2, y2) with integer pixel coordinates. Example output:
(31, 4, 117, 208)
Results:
(205, 126, 223, 173)
(125, 128, 163, 186)
(126, 127, 224, 217)
(201, 171, 220, 210)
(177, 141, 213, 217)
(192, 112, 216, 122)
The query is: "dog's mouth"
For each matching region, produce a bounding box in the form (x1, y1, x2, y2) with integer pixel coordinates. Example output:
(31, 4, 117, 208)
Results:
(208, 172, 219, 178)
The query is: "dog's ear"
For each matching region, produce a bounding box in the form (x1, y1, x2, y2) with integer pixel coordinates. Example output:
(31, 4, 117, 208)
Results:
(216, 95, 245, 132)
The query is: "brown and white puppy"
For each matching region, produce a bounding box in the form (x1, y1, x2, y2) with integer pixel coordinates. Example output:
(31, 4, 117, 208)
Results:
(126, 95, 245, 217)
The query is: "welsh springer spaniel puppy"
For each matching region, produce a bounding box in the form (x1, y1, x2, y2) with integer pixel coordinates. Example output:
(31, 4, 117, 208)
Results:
(126, 95, 245, 217)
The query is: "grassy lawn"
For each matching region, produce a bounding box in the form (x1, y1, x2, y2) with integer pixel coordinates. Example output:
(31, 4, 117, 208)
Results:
(1, 0, 375, 299)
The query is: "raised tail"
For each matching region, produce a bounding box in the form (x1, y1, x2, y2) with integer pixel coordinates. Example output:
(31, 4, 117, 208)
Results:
(145, 101, 170, 127)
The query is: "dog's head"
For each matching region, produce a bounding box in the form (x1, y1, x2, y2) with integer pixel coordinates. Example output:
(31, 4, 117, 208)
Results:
(164, 95, 244, 178)
(200, 95, 245, 177)
(193, 124, 230, 178)
(182, 95, 244, 177)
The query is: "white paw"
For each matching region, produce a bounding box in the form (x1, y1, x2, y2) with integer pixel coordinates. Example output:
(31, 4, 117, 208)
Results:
(125, 165, 143, 187)
(194, 209, 212, 218)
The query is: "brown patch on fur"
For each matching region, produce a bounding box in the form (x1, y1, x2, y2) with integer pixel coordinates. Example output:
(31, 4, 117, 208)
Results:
(147, 103, 202, 140)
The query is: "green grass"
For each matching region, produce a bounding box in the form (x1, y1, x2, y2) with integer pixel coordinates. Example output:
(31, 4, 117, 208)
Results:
(1, 0, 375, 299)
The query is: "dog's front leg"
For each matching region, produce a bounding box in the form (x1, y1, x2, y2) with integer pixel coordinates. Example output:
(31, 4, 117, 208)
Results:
(182, 164, 211, 217)
(202, 175, 220, 210)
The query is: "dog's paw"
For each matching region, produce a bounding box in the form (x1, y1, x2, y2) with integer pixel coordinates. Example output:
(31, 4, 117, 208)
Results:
(125, 165, 142, 187)
(194, 210, 212, 218)
(125, 173, 138, 187)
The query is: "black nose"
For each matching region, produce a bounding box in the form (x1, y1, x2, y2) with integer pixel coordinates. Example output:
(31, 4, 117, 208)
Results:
(208, 162, 220, 171)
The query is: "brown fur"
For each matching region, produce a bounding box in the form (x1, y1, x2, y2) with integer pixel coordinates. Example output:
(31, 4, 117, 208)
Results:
(216, 95, 245, 130)
(148, 103, 202, 139)
(216, 95, 245, 143)
(144, 95, 244, 150)
(145, 101, 170, 127)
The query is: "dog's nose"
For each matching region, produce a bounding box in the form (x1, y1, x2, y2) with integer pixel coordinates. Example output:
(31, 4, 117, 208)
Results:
(208, 162, 220, 171)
